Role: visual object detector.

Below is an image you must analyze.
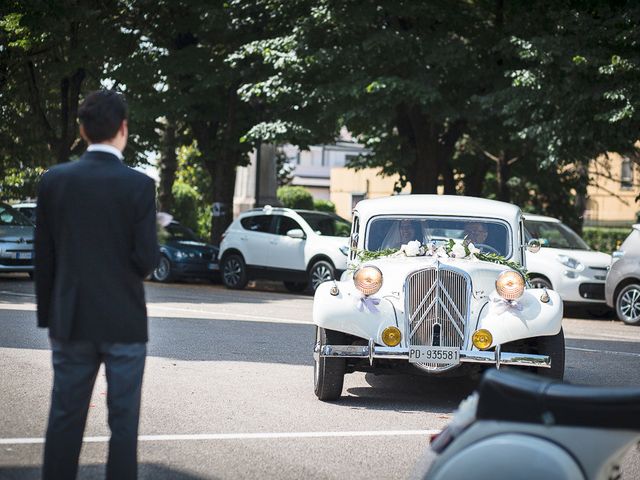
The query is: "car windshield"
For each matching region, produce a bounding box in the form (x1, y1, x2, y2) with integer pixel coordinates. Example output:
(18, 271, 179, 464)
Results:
(166, 223, 200, 242)
(297, 212, 351, 237)
(0, 203, 33, 227)
(366, 216, 511, 257)
(524, 220, 589, 250)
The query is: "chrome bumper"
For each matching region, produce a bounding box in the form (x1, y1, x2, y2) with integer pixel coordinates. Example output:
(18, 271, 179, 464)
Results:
(313, 340, 551, 369)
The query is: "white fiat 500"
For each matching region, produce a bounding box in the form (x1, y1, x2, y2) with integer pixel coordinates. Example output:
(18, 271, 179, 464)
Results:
(523, 214, 611, 306)
(313, 195, 565, 401)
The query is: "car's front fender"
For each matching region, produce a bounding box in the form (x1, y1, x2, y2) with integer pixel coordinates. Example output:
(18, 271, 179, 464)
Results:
(476, 288, 563, 347)
(313, 281, 401, 344)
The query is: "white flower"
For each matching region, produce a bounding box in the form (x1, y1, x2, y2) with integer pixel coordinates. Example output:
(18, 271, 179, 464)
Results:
(450, 242, 467, 258)
(424, 242, 437, 256)
(402, 240, 423, 257)
(467, 242, 480, 256)
(436, 246, 449, 258)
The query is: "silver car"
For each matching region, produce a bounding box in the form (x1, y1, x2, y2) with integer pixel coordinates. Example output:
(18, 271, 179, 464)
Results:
(0, 202, 35, 277)
(605, 224, 640, 325)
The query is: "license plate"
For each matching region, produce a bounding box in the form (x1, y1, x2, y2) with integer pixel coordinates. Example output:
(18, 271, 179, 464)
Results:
(408, 346, 460, 365)
(208, 263, 217, 270)
(16, 252, 33, 260)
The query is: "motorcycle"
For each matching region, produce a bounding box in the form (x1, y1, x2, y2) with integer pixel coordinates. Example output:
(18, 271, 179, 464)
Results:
(412, 369, 640, 480)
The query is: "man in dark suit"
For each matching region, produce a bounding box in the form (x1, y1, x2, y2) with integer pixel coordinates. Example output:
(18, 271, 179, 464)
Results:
(35, 90, 159, 480)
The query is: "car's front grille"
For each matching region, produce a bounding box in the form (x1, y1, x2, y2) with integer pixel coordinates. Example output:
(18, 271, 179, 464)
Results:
(404, 264, 470, 372)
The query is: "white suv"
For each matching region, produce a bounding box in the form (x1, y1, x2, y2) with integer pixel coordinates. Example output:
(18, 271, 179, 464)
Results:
(218, 207, 351, 292)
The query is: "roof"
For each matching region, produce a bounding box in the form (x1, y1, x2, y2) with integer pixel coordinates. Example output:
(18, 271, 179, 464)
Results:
(522, 213, 560, 223)
(354, 195, 521, 222)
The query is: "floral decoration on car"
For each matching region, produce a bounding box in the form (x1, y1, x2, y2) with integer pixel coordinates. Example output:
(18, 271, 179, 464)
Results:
(354, 238, 529, 280)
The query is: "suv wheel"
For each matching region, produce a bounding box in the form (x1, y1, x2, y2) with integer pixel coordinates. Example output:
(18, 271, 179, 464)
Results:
(309, 260, 334, 292)
(615, 283, 640, 325)
(221, 254, 248, 290)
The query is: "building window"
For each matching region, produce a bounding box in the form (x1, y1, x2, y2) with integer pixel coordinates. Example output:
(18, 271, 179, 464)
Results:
(351, 193, 366, 210)
(621, 158, 633, 190)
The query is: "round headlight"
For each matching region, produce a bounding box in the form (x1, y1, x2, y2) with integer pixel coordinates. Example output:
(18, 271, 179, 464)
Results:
(495, 270, 525, 300)
(354, 266, 383, 296)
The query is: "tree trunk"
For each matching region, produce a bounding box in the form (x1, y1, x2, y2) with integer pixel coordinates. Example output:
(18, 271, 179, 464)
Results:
(157, 119, 178, 212)
(464, 157, 491, 196)
(496, 151, 511, 202)
(207, 157, 238, 246)
(397, 104, 439, 193)
(573, 161, 589, 235)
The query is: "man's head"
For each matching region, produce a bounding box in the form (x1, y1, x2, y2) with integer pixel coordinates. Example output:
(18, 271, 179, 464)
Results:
(464, 222, 488, 244)
(78, 90, 128, 150)
(398, 219, 421, 243)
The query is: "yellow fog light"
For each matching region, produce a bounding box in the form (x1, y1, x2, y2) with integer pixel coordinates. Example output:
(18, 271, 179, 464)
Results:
(472, 329, 493, 350)
(382, 326, 402, 347)
(354, 266, 383, 296)
(496, 270, 525, 300)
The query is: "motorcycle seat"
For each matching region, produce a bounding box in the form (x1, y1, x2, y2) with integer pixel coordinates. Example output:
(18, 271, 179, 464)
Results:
(476, 369, 640, 430)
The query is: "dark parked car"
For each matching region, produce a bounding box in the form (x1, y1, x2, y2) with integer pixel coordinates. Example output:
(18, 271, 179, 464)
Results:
(0, 202, 35, 277)
(605, 224, 640, 325)
(152, 221, 219, 283)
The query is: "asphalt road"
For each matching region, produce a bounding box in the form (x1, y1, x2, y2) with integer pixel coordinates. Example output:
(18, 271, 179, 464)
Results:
(1, 275, 639, 479)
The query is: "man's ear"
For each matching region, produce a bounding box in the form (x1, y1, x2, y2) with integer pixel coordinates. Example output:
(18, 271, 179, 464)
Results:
(79, 124, 89, 143)
(120, 119, 128, 137)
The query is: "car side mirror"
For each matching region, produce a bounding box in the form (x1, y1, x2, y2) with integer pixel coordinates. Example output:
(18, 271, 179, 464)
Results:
(286, 228, 305, 239)
(527, 238, 541, 253)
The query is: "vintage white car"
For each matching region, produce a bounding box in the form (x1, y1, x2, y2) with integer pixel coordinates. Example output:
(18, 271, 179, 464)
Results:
(313, 195, 565, 401)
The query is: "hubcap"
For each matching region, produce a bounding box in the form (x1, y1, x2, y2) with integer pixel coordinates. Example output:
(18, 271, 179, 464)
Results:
(223, 258, 242, 286)
(619, 287, 640, 322)
(530, 278, 551, 289)
(155, 258, 170, 280)
(311, 265, 333, 290)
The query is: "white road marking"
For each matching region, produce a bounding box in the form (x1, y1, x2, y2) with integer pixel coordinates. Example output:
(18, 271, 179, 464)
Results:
(0, 429, 439, 445)
(566, 346, 640, 358)
(0, 290, 35, 297)
(147, 305, 310, 325)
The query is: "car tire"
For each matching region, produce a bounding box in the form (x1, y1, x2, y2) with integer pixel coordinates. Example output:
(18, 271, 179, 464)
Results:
(533, 328, 565, 380)
(284, 281, 308, 293)
(314, 327, 346, 401)
(615, 283, 640, 325)
(529, 276, 552, 290)
(221, 254, 248, 290)
(152, 255, 174, 283)
(308, 260, 335, 292)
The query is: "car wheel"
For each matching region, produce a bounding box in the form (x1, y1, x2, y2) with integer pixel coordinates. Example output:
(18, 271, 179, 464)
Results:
(529, 276, 552, 290)
(309, 260, 335, 292)
(221, 254, 248, 290)
(152, 255, 174, 283)
(314, 327, 346, 401)
(284, 281, 308, 293)
(615, 283, 640, 325)
(533, 328, 565, 380)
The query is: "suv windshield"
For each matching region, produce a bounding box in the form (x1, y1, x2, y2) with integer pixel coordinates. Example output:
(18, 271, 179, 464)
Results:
(166, 223, 200, 242)
(524, 220, 589, 250)
(297, 212, 351, 237)
(0, 203, 33, 227)
(366, 216, 511, 257)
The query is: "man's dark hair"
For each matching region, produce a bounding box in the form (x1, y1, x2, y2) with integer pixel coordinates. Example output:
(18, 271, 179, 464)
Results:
(78, 90, 128, 143)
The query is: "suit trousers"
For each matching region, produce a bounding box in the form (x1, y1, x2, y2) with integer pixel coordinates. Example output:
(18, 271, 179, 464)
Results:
(43, 339, 146, 480)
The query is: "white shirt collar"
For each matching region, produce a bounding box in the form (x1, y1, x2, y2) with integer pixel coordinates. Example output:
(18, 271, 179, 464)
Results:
(87, 144, 124, 161)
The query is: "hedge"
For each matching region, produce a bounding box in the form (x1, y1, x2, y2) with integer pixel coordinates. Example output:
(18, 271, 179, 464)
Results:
(276, 186, 314, 210)
(313, 199, 336, 213)
(582, 226, 631, 253)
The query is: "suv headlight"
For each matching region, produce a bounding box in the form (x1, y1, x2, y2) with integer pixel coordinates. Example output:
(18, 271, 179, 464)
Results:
(495, 270, 525, 300)
(354, 266, 383, 296)
(556, 254, 584, 271)
(339, 245, 349, 256)
(174, 251, 186, 260)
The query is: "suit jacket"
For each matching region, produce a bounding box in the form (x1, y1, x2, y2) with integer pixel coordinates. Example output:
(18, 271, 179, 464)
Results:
(35, 151, 160, 343)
